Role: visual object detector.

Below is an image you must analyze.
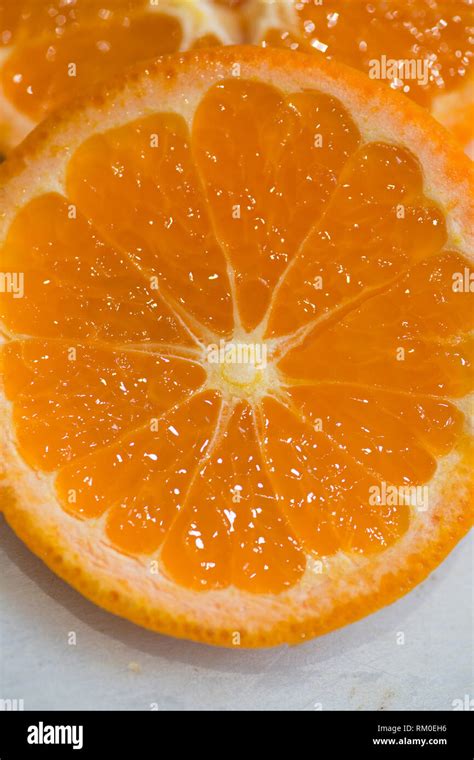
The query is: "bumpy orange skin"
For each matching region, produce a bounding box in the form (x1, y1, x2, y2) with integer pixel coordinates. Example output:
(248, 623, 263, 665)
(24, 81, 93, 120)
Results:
(0, 47, 473, 647)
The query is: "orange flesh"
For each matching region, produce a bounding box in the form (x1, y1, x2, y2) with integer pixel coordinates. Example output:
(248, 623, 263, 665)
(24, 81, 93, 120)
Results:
(0, 1, 182, 121)
(1, 79, 472, 593)
(263, 0, 474, 110)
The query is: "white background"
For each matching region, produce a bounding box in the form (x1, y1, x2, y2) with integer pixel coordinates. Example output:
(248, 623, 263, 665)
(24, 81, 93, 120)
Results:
(1, 517, 471, 711)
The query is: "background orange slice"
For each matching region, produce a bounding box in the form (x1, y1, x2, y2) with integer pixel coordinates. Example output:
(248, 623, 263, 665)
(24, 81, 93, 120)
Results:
(247, 0, 474, 150)
(0, 0, 240, 154)
(0, 47, 472, 646)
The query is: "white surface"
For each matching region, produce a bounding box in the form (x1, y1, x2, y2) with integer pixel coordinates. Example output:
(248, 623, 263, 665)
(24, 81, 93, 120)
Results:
(0, 515, 472, 711)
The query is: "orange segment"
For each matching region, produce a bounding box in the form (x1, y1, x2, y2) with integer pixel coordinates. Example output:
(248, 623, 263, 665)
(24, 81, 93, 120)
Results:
(67, 114, 233, 335)
(161, 401, 305, 592)
(192, 80, 360, 328)
(257, 396, 410, 555)
(279, 252, 474, 398)
(265, 142, 447, 336)
(0, 48, 472, 647)
(0, 193, 193, 345)
(282, 386, 463, 485)
(3, 339, 205, 472)
(2, 10, 182, 121)
(56, 390, 220, 530)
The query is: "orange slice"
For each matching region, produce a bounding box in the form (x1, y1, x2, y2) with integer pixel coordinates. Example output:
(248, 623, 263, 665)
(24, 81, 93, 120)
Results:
(0, 0, 239, 155)
(248, 0, 474, 149)
(0, 47, 472, 647)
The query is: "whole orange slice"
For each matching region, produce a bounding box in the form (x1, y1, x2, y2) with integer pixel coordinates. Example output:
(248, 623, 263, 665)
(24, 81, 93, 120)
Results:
(0, 0, 239, 154)
(248, 0, 474, 149)
(0, 47, 472, 647)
